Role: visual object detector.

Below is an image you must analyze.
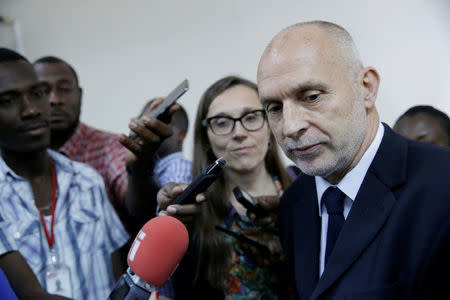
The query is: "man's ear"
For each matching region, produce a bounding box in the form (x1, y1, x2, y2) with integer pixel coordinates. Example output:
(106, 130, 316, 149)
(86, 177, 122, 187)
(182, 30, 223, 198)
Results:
(360, 67, 380, 109)
(77, 87, 83, 105)
(176, 129, 187, 142)
(176, 129, 187, 149)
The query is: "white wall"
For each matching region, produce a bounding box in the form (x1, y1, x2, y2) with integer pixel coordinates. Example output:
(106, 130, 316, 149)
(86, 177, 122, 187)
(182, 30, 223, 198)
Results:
(2, 0, 450, 162)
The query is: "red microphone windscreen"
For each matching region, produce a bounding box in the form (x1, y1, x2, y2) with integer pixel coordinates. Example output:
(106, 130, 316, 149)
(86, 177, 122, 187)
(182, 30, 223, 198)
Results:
(127, 216, 189, 287)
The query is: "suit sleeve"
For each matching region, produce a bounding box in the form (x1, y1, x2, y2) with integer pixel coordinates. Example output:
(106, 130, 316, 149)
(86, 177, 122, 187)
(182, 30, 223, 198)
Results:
(413, 211, 450, 300)
(279, 193, 298, 299)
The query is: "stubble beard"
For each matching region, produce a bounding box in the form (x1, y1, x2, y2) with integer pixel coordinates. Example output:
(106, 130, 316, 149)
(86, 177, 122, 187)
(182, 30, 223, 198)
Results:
(284, 104, 367, 180)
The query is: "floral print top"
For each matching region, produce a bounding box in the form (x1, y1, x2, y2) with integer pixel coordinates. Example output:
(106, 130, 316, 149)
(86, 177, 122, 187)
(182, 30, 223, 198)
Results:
(222, 177, 284, 300)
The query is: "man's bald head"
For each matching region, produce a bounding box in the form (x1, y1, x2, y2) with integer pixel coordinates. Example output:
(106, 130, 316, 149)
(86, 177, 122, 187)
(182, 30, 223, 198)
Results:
(258, 21, 363, 83)
(256, 21, 381, 183)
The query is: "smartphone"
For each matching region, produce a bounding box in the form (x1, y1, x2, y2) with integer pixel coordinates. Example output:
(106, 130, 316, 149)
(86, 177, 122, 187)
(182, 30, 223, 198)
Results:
(215, 225, 270, 255)
(232, 186, 268, 217)
(129, 79, 189, 139)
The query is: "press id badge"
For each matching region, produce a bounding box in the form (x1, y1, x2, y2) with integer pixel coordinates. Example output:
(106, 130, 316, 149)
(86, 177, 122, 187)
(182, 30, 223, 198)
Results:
(39, 168, 73, 297)
(45, 251, 73, 298)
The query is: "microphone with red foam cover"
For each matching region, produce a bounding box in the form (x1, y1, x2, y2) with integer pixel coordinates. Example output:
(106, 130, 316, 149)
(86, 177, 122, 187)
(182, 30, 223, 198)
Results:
(108, 216, 189, 300)
(128, 215, 189, 285)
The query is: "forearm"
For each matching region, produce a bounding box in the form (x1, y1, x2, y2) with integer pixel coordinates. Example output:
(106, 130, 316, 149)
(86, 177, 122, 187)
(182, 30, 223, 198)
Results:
(111, 249, 127, 281)
(0, 251, 72, 300)
(125, 162, 159, 220)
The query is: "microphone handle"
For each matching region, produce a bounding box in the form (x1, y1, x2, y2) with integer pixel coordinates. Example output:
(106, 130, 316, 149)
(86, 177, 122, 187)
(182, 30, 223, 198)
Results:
(173, 172, 221, 205)
(108, 272, 154, 300)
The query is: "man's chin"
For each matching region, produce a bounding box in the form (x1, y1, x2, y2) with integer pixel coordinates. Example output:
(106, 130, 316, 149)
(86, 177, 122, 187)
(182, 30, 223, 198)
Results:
(12, 140, 50, 154)
(293, 160, 335, 178)
(50, 122, 70, 132)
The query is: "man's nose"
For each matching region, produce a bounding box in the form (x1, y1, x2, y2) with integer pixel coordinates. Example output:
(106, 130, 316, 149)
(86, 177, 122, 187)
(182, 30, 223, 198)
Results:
(49, 89, 63, 106)
(21, 96, 41, 119)
(282, 100, 309, 138)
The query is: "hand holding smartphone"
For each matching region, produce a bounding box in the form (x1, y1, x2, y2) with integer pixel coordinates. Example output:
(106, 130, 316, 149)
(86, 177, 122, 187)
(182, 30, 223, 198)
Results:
(233, 186, 269, 218)
(129, 79, 189, 139)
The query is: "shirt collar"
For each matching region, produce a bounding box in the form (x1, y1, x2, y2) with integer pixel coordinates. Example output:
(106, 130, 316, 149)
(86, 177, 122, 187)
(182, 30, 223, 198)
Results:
(0, 149, 77, 182)
(315, 122, 384, 215)
(48, 149, 77, 174)
(59, 122, 87, 155)
(0, 154, 19, 181)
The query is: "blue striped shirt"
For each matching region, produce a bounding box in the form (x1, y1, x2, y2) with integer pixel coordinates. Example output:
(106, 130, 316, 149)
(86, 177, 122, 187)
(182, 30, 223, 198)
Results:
(154, 152, 192, 187)
(154, 152, 192, 298)
(0, 150, 129, 300)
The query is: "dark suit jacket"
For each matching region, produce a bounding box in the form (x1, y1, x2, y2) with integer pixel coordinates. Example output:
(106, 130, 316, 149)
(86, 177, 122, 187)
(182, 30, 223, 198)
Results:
(280, 125, 450, 300)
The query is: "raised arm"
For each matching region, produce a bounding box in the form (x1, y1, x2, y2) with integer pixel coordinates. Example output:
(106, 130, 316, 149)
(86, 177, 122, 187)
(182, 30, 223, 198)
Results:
(119, 100, 181, 226)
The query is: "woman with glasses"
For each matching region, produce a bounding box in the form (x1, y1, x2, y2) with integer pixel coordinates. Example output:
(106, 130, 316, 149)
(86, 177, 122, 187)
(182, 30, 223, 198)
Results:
(158, 76, 293, 299)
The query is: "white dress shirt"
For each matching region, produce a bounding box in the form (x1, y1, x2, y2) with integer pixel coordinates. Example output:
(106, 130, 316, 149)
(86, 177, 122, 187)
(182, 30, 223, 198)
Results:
(315, 123, 384, 276)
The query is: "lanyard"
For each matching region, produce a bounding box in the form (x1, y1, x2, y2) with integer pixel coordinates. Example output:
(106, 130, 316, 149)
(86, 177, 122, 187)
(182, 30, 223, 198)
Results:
(37, 163, 57, 248)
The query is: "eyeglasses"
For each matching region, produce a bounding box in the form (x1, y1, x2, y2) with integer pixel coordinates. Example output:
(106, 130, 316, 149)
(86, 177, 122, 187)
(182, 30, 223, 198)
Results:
(202, 109, 266, 136)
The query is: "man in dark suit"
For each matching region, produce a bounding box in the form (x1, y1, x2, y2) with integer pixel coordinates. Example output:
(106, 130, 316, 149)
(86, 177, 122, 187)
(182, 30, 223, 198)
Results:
(257, 21, 450, 299)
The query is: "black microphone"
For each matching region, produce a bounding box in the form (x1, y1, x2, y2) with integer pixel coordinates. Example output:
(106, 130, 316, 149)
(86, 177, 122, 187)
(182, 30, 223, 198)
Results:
(172, 157, 227, 205)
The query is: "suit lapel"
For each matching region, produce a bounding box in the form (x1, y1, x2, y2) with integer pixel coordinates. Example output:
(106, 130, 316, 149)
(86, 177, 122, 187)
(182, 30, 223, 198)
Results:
(310, 125, 408, 300)
(292, 176, 321, 299)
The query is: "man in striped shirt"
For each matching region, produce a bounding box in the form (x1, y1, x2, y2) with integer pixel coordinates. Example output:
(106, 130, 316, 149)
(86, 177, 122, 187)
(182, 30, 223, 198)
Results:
(0, 48, 129, 299)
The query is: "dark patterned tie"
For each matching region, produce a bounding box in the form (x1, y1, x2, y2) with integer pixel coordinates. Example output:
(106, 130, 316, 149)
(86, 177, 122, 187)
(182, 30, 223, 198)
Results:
(322, 187, 346, 265)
